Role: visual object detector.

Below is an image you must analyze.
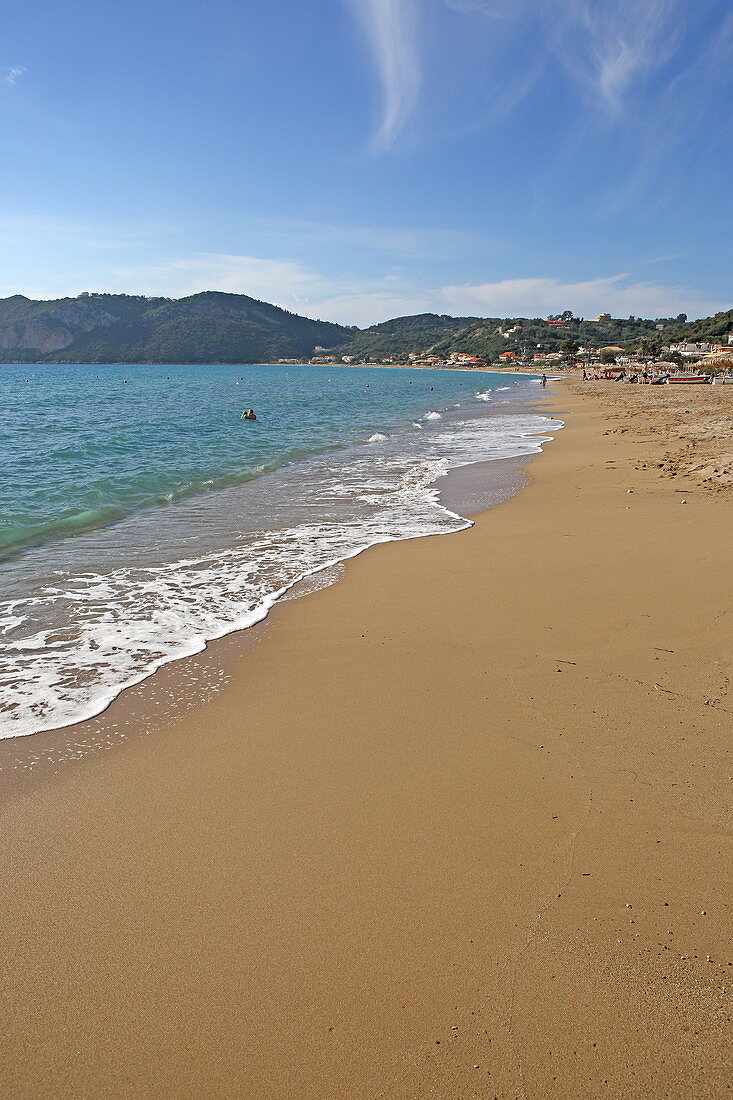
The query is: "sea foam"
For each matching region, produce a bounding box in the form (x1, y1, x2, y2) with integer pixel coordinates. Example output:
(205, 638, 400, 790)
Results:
(0, 372, 559, 739)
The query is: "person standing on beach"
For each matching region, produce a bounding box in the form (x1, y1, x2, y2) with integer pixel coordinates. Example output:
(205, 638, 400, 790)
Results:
(541, 374, 547, 388)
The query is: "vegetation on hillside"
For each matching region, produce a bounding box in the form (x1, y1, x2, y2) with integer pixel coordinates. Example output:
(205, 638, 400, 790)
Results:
(429, 315, 668, 362)
(0, 292, 730, 365)
(0, 292, 353, 364)
(647, 309, 733, 349)
(335, 313, 480, 359)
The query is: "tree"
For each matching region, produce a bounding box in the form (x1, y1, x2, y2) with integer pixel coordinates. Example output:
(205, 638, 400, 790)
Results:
(600, 349, 617, 364)
(560, 338, 579, 356)
(676, 313, 688, 324)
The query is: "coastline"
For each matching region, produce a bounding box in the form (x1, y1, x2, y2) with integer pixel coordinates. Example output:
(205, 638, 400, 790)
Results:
(1, 364, 551, 742)
(0, 449, 547, 806)
(1, 379, 731, 1096)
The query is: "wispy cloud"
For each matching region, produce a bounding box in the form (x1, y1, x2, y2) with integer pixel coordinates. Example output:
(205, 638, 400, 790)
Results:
(346, 0, 421, 150)
(444, 0, 685, 112)
(348, 0, 708, 152)
(552, 0, 683, 112)
(111, 251, 435, 325)
(112, 253, 322, 308)
(439, 273, 727, 321)
(444, 0, 531, 18)
(105, 252, 726, 326)
(0, 213, 177, 250)
(587, 5, 733, 213)
(2, 66, 26, 86)
(265, 216, 498, 261)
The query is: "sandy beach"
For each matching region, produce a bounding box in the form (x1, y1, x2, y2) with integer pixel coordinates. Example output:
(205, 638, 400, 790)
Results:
(1, 378, 732, 1098)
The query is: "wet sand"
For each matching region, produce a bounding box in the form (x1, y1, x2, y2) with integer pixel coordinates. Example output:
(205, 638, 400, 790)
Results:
(1, 381, 731, 1097)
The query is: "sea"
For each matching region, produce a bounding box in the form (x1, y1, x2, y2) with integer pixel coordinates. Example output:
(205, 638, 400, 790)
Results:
(0, 363, 561, 739)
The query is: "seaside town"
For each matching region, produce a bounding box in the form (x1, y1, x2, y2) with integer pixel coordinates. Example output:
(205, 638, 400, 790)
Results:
(283, 311, 733, 380)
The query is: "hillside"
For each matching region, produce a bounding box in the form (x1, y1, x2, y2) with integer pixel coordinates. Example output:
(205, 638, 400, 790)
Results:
(0, 292, 731, 365)
(647, 309, 733, 349)
(0, 292, 354, 364)
(337, 313, 480, 359)
(429, 314, 667, 361)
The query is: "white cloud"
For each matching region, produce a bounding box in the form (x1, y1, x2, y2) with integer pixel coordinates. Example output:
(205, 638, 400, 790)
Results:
(438, 274, 727, 320)
(112, 252, 433, 325)
(1, 218, 723, 324)
(112, 253, 322, 308)
(444, 0, 684, 111)
(554, 0, 682, 111)
(4, 250, 726, 325)
(2, 66, 26, 86)
(107, 253, 727, 326)
(344, 0, 723, 161)
(345, 0, 421, 150)
(306, 289, 433, 327)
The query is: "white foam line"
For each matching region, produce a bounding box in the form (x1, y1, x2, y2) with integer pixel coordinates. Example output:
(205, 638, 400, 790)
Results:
(2, 412, 564, 740)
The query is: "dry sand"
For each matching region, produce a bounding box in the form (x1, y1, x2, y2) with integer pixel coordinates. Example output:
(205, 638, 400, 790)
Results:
(1, 380, 731, 1098)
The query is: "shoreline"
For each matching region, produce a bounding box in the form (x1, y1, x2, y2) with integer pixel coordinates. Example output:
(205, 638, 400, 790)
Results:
(0, 372, 553, 748)
(2, 359, 542, 373)
(1, 380, 731, 1096)
(0, 441, 553, 805)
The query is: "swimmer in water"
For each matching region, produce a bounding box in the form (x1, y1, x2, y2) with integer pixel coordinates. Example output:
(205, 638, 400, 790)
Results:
(242, 409, 257, 420)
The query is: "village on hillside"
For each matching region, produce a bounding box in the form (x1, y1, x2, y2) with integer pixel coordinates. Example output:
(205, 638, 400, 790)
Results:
(281, 311, 733, 374)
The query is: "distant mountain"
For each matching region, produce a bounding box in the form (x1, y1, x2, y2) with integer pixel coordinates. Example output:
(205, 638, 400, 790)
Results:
(0, 292, 354, 364)
(0, 292, 730, 365)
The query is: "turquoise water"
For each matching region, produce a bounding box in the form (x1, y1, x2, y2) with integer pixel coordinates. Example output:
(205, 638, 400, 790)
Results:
(0, 363, 560, 738)
(2, 362, 501, 557)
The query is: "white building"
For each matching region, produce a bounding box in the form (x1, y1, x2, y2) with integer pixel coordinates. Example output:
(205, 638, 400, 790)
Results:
(669, 342, 713, 357)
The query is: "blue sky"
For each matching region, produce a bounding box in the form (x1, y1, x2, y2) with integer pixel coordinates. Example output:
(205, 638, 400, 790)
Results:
(1, 0, 731, 324)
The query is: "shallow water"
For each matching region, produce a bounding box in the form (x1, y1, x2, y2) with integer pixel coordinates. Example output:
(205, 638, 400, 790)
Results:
(0, 364, 560, 737)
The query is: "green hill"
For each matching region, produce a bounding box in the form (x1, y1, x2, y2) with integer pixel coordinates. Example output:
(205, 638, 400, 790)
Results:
(0, 292, 730, 365)
(647, 309, 733, 349)
(337, 313, 481, 359)
(0, 292, 353, 364)
(429, 314, 667, 362)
